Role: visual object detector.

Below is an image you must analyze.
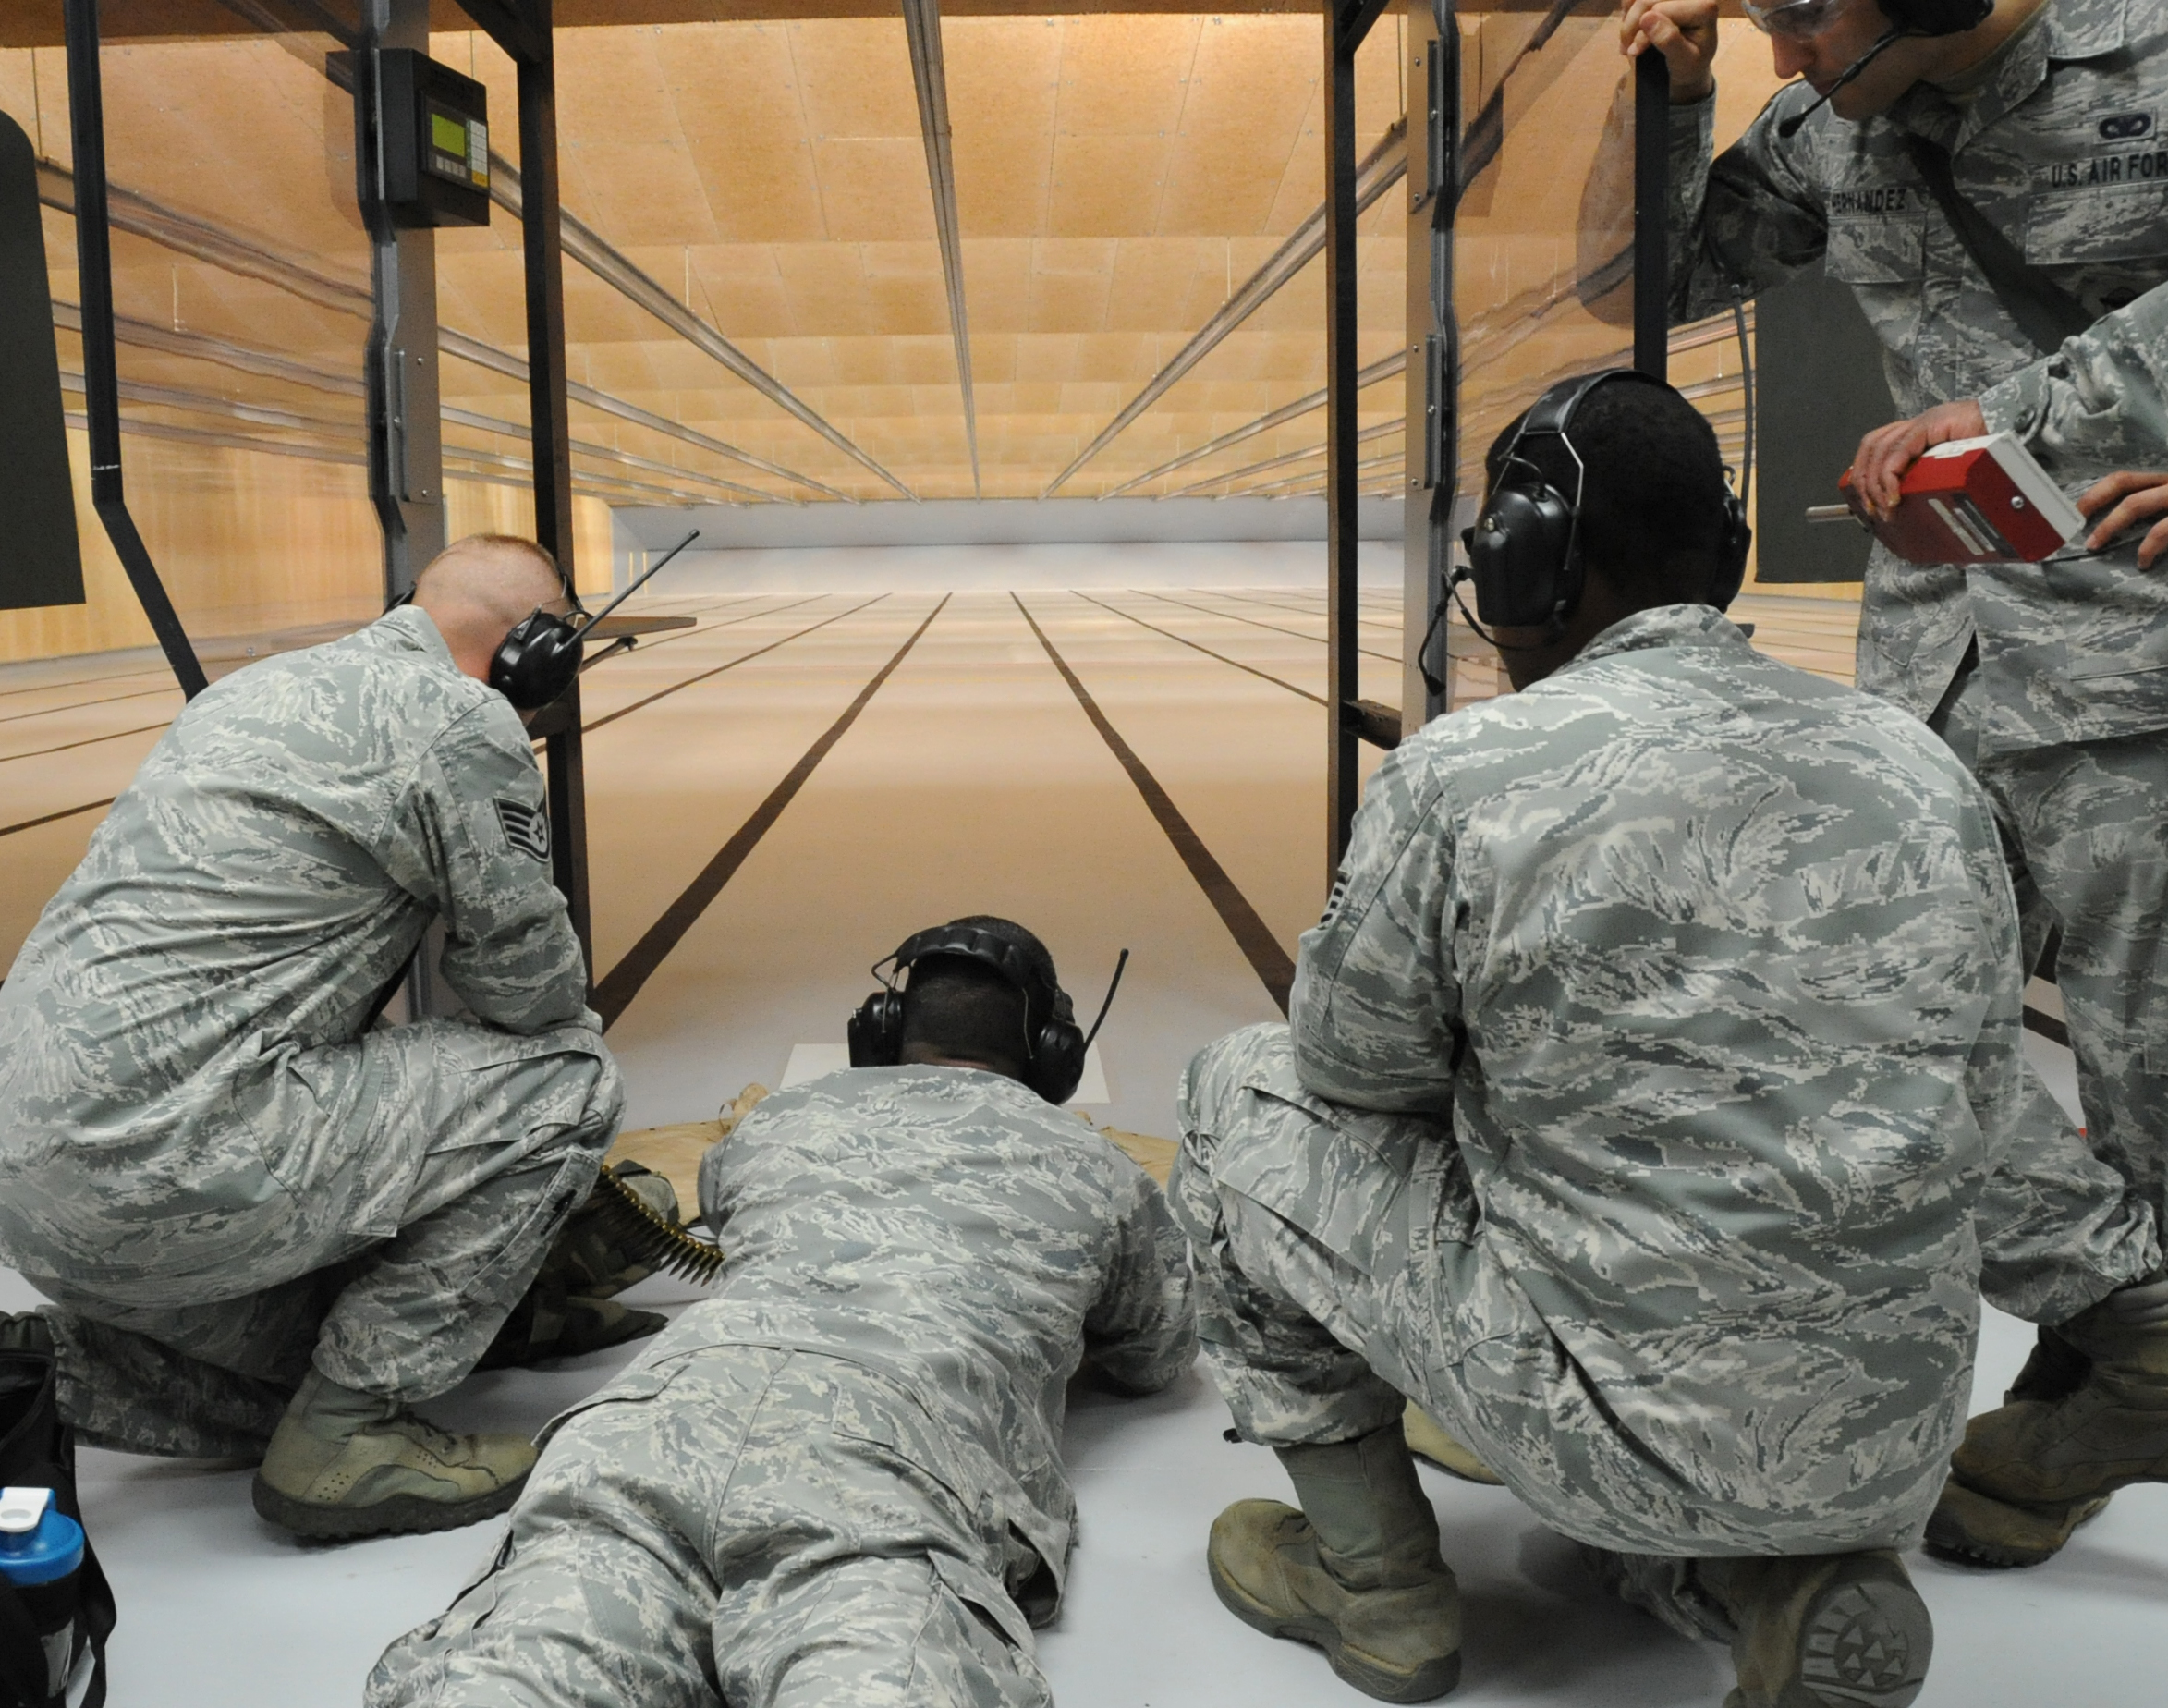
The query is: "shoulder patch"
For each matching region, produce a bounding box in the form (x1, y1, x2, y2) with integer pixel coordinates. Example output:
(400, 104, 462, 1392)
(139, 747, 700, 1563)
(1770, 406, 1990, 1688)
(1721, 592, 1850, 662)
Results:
(494, 797, 551, 861)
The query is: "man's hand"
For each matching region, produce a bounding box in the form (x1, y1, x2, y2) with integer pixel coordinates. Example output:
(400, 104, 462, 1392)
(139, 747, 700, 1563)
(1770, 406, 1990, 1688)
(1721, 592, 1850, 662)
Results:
(1847, 399, 1987, 516)
(2078, 470, 2168, 567)
(1619, 0, 1721, 103)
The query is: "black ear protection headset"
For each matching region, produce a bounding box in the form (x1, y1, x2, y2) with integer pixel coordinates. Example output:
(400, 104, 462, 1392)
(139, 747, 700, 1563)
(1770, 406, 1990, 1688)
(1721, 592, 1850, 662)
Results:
(1771, 0, 1991, 138)
(847, 922, 1130, 1105)
(1450, 368, 1750, 650)
(391, 529, 700, 712)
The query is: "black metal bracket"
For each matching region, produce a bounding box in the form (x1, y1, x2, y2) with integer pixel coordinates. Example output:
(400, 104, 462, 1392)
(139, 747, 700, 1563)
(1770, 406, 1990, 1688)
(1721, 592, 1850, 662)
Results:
(61, 0, 208, 700)
(459, 0, 552, 67)
(1323, 0, 1384, 880)
(1345, 698, 1403, 750)
(489, 0, 591, 974)
(1633, 47, 1670, 381)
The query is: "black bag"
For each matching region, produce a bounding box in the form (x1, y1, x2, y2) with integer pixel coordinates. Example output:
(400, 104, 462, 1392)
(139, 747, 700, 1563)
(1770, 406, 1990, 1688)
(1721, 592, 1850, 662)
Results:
(0, 1345, 112, 1708)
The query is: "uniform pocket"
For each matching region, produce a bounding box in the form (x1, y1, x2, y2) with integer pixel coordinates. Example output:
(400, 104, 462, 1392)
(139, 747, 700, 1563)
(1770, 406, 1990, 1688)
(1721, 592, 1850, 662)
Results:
(825, 1376, 985, 1528)
(1825, 210, 1927, 284)
(2024, 181, 2168, 264)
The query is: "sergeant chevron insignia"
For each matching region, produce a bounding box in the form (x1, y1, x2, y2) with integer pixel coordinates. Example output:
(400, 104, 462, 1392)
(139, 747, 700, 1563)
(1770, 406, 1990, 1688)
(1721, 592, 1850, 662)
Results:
(495, 798, 551, 860)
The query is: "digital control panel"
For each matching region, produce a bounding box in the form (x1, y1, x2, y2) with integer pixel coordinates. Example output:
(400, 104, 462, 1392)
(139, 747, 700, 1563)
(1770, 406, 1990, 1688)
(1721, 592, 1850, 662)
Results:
(371, 49, 490, 229)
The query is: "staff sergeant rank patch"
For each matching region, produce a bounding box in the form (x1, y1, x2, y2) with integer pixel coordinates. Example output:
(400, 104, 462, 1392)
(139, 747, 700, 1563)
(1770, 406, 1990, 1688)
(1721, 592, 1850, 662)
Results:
(495, 797, 551, 861)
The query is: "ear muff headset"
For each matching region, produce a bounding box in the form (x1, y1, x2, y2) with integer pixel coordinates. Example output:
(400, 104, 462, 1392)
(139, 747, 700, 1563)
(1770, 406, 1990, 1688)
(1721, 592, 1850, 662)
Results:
(489, 606, 585, 712)
(1766, 0, 1991, 138)
(392, 529, 700, 713)
(1455, 368, 1750, 643)
(846, 923, 1129, 1105)
(1882, 0, 1991, 31)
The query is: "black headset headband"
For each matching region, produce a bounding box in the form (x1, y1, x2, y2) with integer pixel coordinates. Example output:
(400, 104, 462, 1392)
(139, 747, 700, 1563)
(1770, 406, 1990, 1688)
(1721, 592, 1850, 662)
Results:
(882, 922, 1066, 1033)
(1498, 366, 1658, 564)
(1457, 367, 1750, 640)
(846, 921, 1128, 1106)
(1882, 0, 1991, 34)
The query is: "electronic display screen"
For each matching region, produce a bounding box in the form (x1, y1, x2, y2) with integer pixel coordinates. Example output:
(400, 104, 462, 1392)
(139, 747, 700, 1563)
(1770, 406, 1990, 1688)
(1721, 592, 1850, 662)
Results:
(424, 100, 489, 189)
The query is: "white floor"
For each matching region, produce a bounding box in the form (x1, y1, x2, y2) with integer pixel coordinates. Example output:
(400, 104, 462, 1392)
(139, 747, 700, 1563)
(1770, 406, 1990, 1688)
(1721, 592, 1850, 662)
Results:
(4, 547, 2164, 1704)
(5, 1263, 2163, 1708)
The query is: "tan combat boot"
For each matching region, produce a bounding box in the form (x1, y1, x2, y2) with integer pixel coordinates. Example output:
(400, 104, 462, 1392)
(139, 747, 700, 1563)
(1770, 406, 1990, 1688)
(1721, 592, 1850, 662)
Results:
(1929, 1277, 2168, 1568)
(476, 1163, 676, 1370)
(1700, 1551, 1933, 1708)
(251, 1370, 536, 1541)
(1401, 1402, 1504, 1486)
(1208, 1422, 1461, 1702)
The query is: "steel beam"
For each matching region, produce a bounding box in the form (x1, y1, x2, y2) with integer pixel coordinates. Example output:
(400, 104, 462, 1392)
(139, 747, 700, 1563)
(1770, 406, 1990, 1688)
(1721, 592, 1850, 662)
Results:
(1099, 348, 1405, 497)
(1404, 2, 1453, 733)
(1042, 118, 1406, 498)
(57, 407, 722, 509)
(503, 1, 594, 970)
(902, 0, 980, 495)
(1166, 418, 1399, 497)
(36, 162, 837, 496)
(61, 0, 208, 699)
(489, 155, 914, 500)
(1323, 0, 1367, 881)
(359, 0, 445, 601)
(1240, 445, 1399, 498)
(436, 328, 837, 499)
(48, 308, 777, 504)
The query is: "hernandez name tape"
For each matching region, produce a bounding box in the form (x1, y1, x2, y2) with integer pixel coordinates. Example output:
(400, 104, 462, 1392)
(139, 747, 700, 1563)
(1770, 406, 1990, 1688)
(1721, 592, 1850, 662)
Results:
(1830, 433, 2086, 566)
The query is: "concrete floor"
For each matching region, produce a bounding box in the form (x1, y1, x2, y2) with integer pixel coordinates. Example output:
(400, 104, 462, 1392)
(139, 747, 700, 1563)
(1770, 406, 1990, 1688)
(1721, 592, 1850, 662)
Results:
(2, 545, 2162, 1705)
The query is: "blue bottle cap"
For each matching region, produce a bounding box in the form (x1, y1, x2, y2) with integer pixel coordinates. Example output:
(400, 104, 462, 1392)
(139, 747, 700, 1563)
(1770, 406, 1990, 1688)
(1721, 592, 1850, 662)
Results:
(0, 1488, 84, 1587)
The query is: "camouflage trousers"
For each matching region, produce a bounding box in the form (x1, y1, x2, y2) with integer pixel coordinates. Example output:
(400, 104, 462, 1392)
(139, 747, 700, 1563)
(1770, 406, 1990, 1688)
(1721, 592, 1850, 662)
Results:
(368, 1341, 1051, 1708)
(1171, 1025, 1962, 1557)
(1932, 660, 2168, 1324)
(12, 1019, 620, 1458)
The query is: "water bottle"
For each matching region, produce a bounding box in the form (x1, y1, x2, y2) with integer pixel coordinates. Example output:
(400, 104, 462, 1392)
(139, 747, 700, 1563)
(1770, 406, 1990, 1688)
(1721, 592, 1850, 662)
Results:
(0, 1486, 86, 1706)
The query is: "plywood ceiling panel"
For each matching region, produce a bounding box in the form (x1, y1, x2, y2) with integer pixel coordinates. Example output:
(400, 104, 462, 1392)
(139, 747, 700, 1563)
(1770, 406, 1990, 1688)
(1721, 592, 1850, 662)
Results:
(5, 12, 1416, 502)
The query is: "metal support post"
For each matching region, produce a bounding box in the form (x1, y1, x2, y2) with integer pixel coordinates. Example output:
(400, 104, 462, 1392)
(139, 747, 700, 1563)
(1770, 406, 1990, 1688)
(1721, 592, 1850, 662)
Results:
(1633, 48, 1669, 381)
(359, 0, 445, 602)
(1324, 2, 1382, 881)
(509, 2, 591, 971)
(1404, 2, 1455, 736)
(61, 0, 207, 700)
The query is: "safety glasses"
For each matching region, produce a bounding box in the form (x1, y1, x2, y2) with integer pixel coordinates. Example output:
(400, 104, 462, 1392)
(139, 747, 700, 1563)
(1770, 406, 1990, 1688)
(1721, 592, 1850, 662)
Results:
(1742, 0, 1850, 39)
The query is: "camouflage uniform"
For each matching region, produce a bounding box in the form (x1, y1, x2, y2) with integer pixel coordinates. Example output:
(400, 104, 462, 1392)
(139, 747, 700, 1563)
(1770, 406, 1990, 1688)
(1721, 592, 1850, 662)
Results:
(1172, 605, 2069, 1556)
(368, 1066, 1195, 1708)
(0, 607, 621, 1458)
(1667, 0, 2168, 1314)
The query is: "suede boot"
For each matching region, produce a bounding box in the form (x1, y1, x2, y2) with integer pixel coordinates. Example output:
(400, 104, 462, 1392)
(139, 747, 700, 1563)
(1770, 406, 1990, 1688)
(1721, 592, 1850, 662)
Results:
(1699, 1551, 1932, 1708)
(251, 1370, 535, 1541)
(1930, 1277, 2168, 1568)
(1401, 1403, 1503, 1487)
(1207, 1423, 1460, 1702)
(0, 1313, 55, 1356)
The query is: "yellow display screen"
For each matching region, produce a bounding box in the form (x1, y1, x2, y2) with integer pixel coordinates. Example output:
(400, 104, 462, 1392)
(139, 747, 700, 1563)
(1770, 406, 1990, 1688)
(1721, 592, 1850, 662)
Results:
(431, 112, 467, 156)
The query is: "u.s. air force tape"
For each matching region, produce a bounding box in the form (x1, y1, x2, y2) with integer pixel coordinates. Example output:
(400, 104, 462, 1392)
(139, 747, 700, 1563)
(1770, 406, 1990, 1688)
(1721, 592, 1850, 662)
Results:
(494, 797, 551, 861)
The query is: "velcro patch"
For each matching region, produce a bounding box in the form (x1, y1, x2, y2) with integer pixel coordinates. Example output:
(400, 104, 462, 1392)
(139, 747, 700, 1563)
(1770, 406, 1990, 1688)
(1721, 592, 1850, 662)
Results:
(495, 797, 551, 861)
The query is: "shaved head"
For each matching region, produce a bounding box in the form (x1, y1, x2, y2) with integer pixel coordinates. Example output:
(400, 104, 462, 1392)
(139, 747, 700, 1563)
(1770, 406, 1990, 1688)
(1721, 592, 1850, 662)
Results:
(411, 535, 570, 687)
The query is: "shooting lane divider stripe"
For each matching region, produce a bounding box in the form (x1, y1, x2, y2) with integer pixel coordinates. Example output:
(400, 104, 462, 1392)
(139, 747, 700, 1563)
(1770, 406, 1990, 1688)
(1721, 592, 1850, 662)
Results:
(1133, 589, 1402, 666)
(0, 665, 174, 702)
(0, 796, 117, 839)
(1071, 592, 1327, 708)
(591, 595, 951, 1031)
(1214, 588, 1403, 631)
(582, 594, 893, 737)
(1013, 592, 1295, 1018)
(0, 683, 180, 726)
(0, 722, 173, 767)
